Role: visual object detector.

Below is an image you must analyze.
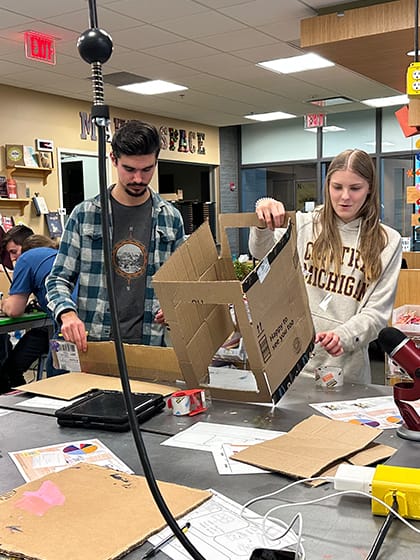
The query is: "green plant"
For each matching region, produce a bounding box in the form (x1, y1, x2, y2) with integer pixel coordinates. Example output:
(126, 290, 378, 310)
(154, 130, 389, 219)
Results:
(233, 260, 254, 281)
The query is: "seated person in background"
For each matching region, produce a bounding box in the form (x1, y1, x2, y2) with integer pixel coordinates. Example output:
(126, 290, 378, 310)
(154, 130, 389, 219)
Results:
(0, 224, 34, 266)
(2, 234, 58, 316)
(0, 233, 58, 393)
(249, 149, 402, 385)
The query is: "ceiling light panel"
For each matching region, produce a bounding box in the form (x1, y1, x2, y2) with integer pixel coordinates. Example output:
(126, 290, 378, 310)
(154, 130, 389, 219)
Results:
(257, 53, 334, 74)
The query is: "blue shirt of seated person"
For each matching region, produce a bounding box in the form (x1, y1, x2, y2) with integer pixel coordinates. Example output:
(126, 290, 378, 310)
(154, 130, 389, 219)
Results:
(10, 246, 59, 313)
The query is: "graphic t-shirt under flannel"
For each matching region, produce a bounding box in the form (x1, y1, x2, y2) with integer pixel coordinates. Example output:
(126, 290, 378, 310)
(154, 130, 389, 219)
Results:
(111, 195, 152, 343)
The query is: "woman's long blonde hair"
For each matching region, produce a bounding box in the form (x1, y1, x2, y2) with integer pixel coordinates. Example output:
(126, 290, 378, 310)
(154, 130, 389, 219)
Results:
(312, 149, 387, 281)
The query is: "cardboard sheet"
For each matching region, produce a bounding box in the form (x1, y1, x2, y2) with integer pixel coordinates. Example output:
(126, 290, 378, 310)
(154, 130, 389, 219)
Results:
(15, 372, 178, 401)
(0, 463, 211, 560)
(231, 415, 395, 479)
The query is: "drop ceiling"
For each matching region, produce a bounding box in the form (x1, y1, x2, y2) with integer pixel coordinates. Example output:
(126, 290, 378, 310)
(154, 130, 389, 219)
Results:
(0, 0, 409, 127)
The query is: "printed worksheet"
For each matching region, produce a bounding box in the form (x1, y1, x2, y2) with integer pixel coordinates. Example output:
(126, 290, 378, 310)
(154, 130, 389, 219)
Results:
(147, 490, 299, 560)
(310, 395, 420, 429)
(9, 438, 133, 482)
(161, 422, 284, 475)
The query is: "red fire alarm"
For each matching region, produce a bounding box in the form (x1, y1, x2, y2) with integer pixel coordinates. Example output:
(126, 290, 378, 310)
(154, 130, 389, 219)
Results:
(24, 31, 56, 65)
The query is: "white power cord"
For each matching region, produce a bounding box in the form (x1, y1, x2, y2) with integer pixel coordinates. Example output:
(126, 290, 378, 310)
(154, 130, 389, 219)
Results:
(240, 473, 420, 559)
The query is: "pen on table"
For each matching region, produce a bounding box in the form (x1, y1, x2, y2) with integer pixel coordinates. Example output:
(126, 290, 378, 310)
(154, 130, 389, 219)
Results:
(142, 522, 191, 559)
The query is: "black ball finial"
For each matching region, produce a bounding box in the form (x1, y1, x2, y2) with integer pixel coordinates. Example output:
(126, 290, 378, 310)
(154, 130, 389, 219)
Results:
(77, 28, 113, 64)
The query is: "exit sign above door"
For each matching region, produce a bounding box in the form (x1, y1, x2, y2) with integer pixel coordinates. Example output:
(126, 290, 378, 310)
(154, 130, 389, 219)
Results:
(304, 113, 326, 129)
(24, 31, 56, 65)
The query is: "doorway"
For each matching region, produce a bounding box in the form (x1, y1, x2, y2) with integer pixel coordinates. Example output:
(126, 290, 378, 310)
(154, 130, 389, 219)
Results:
(157, 160, 216, 237)
(57, 149, 111, 217)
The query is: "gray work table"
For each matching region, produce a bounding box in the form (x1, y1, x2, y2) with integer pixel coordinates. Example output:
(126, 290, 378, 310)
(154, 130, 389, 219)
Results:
(1, 381, 419, 560)
(0, 372, 395, 436)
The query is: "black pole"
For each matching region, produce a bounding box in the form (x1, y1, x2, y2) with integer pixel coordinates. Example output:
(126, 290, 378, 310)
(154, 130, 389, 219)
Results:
(77, 3, 206, 559)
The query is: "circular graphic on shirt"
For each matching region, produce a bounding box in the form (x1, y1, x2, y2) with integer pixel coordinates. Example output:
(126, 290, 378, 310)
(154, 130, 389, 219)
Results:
(112, 239, 147, 281)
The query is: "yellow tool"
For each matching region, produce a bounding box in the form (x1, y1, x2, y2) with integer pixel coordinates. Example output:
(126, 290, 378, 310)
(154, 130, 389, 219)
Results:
(371, 464, 420, 520)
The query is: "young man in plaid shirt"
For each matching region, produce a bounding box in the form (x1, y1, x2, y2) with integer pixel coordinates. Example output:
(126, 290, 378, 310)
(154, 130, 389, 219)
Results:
(46, 120, 185, 352)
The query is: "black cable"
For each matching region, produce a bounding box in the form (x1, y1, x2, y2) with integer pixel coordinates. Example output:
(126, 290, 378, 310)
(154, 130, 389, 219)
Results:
(365, 494, 399, 560)
(78, 2, 206, 559)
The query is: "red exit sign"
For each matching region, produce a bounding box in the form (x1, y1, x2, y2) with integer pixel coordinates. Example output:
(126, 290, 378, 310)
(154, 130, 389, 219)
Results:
(304, 113, 326, 129)
(24, 31, 56, 65)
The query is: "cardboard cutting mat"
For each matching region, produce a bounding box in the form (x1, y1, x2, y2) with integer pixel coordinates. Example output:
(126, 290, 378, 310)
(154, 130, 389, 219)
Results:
(15, 372, 178, 400)
(0, 463, 211, 560)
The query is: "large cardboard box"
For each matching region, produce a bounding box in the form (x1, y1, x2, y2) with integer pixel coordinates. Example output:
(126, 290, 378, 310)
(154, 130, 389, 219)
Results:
(153, 212, 314, 403)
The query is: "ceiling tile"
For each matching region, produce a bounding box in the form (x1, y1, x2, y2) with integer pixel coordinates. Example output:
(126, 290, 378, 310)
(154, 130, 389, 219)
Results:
(156, 11, 246, 38)
(105, 0, 208, 23)
(198, 28, 277, 51)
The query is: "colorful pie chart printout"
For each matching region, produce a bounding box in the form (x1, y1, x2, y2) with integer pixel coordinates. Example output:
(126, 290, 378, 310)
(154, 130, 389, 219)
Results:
(309, 396, 408, 429)
(63, 443, 98, 455)
(9, 439, 132, 482)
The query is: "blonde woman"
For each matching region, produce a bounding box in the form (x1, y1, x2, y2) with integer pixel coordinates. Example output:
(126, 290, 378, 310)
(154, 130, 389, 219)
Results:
(249, 149, 402, 384)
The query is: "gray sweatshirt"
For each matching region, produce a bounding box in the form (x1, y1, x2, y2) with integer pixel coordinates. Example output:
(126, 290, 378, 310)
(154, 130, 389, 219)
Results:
(249, 211, 402, 384)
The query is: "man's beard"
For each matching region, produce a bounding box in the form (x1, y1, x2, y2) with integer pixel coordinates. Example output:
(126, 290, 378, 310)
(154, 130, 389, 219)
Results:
(124, 184, 148, 198)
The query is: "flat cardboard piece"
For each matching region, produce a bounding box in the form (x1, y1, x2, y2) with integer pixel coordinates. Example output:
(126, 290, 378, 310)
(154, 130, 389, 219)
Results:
(15, 373, 178, 401)
(348, 443, 396, 466)
(231, 415, 386, 479)
(307, 442, 397, 487)
(0, 463, 211, 560)
(153, 212, 314, 403)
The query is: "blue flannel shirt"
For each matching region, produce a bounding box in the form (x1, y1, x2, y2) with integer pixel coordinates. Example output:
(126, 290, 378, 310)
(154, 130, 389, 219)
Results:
(45, 188, 185, 346)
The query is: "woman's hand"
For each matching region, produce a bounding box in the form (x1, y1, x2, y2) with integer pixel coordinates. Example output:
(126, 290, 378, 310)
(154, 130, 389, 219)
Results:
(255, 198, 286, 230)
(154, 309, 166, 324)
(315, 331, 343, 357)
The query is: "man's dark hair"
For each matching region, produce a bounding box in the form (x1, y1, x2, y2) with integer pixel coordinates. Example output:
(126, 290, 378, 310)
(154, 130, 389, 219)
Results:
(111, 120, 160, 160)
(1, 224, 34, 251)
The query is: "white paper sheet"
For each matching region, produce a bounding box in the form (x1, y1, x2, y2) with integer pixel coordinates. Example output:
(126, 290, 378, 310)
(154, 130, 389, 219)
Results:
(212, 443, 270, 475)
(161, 422, 284, 452)
(147, 490, 298, 560)
(309, 395, 420, 429)
(161, 422, 284, 475)
(15, 395, 80, 410)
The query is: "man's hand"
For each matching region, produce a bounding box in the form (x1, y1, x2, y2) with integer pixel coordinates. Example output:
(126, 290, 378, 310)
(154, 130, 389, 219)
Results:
(255, 198, 286, 230)
(60, 310, 88, 352)
(315, 331, 343, 357)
